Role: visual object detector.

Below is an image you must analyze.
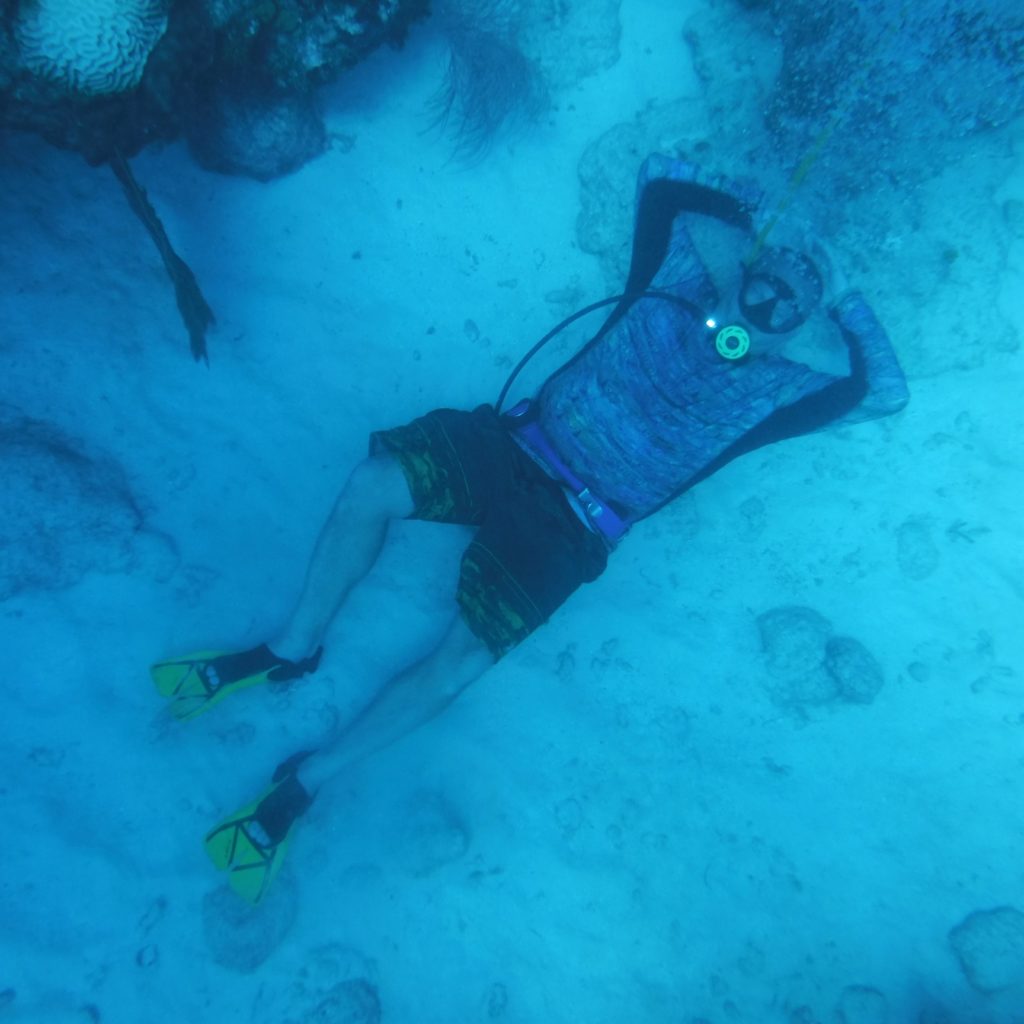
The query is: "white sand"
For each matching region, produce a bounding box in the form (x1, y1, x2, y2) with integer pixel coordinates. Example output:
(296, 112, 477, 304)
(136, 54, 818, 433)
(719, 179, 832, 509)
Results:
(2, 1, 1023, 1021)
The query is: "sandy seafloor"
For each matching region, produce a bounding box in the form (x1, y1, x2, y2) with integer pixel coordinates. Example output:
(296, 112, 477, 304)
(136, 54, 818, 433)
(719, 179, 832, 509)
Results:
(3, 1, 1024, 1022)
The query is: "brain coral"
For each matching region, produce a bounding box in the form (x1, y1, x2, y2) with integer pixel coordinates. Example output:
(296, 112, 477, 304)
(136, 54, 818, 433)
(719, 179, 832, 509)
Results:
(15, 0, 169, 96)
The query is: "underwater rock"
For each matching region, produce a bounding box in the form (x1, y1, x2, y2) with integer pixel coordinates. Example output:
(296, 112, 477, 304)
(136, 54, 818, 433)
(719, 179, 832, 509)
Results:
(896, 518, 940, 581)
(517, 0, 621, 94)
(683, 2, 780, 156)
(756, 606, 886, 709)
(186, 86, 326, 181)
(394, 790, 470, 877)
(758, 0, 1024, 186)
(201, 874, 298, 973)
(293, 980, 380, 1024)
(576, 99, 696, 285)
(824, 636, 885, 705)
(252, 943, 380, 1024)
(756, 606, 838, 707)
(836, 984, 888, 1024)
(0, 0, 429, 174)
(0, 409, 141, 601)
(949, 906, 1024, 993)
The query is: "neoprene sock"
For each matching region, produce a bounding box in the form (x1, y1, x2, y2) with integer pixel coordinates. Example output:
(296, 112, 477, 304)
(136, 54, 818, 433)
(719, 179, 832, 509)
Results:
(208, 644, 323, 685)
(267, 645, 323, 682)
(254, 751, 316, 845)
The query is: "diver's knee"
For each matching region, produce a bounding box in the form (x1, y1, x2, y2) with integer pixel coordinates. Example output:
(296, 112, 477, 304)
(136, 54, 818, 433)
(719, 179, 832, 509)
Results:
(342, 455, 414, 519)
(436, 616, 494, 700)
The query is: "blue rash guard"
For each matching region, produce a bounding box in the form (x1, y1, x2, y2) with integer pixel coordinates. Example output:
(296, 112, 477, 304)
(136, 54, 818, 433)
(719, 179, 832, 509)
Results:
(534, 155, 910, 527)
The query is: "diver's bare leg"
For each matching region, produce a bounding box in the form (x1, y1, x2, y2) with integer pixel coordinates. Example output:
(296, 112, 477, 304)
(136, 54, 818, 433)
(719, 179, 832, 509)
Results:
(270, 455, 414, 661)
(297, 614, 494, 791)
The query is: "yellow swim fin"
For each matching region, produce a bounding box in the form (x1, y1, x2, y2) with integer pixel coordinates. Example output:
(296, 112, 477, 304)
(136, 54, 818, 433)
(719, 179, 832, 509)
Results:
(204, 789, 294, 904)
(150, 645, 321, 720)
(204, 754, 314, 905)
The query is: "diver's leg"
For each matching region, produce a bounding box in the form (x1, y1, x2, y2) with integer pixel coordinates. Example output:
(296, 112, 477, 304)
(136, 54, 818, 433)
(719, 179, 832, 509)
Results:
(296, 613, 494, 791)
(222, 614, 492, 880)
(270, 454, 414, 661)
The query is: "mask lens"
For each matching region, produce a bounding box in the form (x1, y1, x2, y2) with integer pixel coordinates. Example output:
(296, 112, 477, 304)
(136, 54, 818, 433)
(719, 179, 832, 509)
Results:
(768, 295, 799, 331)
(741, 277, 776, 307)
(738, 247, 822, 334)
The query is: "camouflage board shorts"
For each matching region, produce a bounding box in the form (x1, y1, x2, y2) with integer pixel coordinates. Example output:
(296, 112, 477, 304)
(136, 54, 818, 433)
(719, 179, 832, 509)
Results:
(370, 404, 608, 659)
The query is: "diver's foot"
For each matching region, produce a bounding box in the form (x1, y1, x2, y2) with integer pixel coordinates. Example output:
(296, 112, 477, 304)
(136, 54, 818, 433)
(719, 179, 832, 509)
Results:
(151, 645, 323, 720)
(204, 753, 315, 904)
(266, 645, 323, 683)
(247, 781, 311, 849)
(254, 754, 316, 844)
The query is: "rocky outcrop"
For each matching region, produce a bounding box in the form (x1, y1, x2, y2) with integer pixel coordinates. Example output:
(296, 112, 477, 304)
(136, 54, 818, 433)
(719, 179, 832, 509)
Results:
(1, 0, 429, 178)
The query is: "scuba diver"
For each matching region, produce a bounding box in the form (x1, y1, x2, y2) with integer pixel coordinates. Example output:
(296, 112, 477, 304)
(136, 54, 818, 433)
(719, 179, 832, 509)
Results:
(151, 154, 909, 903)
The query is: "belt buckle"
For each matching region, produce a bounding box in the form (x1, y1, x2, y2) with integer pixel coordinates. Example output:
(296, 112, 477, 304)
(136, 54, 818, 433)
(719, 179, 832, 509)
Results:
(578, 487, 604, 519)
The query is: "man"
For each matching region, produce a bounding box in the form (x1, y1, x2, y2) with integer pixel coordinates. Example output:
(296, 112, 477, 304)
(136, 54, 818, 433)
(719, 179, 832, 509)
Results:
(151, 154, 909, 903)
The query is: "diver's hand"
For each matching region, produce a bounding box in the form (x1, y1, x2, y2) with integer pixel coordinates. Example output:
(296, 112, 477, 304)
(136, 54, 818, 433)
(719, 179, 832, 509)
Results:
(810, 237, 852, 309)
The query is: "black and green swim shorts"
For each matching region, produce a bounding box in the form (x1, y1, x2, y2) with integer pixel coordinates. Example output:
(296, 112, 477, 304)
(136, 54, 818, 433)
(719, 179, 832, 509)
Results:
(370, 404, 609, 660)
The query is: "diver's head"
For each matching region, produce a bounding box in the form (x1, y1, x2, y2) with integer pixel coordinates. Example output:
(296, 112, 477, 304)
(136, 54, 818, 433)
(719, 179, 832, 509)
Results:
(737, 245, 824, 335)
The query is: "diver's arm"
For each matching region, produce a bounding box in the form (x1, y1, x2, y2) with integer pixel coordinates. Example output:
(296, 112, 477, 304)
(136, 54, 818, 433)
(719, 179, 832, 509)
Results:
(623, 156, 758, 297)
(826, 291, 910, 423)
(722, 292, 908, 442)
(711, 293, 908, 449)
(593, 156, 759, 342)
(667, 363, 863, 500)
